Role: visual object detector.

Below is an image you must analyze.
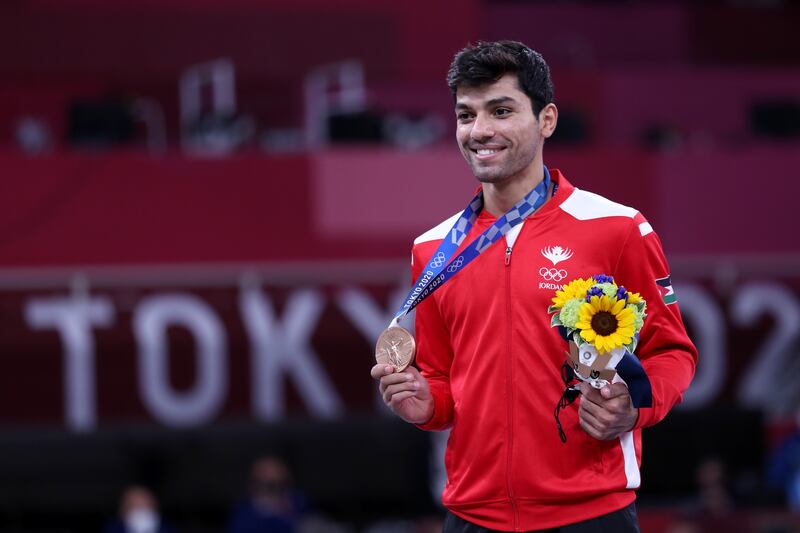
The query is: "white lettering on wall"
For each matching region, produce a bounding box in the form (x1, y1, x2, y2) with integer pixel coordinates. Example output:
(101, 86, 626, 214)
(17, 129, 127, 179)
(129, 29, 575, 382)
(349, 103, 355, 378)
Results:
(133, 293, 228, 427)
(22, 274, 800, 430)
(240, 280, 343, 420)
(674, 283, 726, 409)
(336, 285, 410, 414)
(732, 282, 800, 413)
(25, 284, 114, 432)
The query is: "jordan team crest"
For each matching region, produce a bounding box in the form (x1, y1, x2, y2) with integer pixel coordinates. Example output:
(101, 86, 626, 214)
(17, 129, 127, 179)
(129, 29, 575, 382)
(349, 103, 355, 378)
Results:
(541, 246, 574, 266)
(538, 245, 573, 289)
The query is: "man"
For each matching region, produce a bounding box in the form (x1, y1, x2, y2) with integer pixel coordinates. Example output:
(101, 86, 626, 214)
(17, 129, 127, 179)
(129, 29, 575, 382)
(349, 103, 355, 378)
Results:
(227, 455, 308, 533)
(104, 485, 175, 533)
(370, 41, 697, 532)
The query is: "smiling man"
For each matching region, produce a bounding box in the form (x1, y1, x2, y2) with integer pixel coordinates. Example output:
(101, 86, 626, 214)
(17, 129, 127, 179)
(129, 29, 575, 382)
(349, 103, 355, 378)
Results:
(454, 72, 551, 217)
(370, 41, 697, 533)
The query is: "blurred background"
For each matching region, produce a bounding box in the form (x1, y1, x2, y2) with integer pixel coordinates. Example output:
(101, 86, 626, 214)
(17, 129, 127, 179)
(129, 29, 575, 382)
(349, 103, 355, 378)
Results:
(0, 0, 799, 531)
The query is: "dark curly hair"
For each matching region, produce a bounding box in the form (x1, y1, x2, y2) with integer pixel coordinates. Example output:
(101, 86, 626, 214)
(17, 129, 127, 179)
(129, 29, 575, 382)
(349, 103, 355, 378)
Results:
(446, 40, 554, 115)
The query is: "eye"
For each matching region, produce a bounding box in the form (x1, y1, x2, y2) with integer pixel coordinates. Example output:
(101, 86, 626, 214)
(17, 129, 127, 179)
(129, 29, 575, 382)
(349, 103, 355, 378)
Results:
(494, 107, 512, 117)
(456, 112, 474, 122)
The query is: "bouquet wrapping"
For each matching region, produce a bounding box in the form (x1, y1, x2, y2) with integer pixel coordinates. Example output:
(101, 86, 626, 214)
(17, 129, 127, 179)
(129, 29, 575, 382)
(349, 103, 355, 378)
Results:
(549, 274, 652, 408)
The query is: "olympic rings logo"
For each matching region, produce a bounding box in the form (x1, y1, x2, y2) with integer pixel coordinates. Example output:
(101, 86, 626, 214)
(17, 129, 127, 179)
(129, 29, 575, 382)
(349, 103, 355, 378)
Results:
(446, 256, 464, 273)
(429, 252, 446, 268)
(539, 267, 568, 281)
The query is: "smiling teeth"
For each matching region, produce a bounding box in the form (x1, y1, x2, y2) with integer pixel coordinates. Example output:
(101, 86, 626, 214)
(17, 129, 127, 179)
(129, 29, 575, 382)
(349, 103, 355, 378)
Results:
(477, 149, 499, 155)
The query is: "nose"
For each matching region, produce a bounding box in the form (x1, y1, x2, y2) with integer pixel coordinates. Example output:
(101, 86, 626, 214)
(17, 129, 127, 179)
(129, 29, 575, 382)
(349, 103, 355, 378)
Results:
(470, 113, 494, 142)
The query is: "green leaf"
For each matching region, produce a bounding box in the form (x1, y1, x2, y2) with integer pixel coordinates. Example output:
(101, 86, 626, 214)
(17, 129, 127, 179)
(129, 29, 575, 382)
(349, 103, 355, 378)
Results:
(572, 331, 584, 346)
(628, 339, 638, 354)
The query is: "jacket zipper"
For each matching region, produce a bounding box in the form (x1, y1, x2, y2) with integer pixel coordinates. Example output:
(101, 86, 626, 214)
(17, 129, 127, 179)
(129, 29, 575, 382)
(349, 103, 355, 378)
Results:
(504, 245, 520, 530)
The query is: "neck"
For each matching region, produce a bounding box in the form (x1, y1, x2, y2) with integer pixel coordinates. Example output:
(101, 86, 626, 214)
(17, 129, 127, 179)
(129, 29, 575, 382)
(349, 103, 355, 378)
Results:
(482, 164, 549, 217)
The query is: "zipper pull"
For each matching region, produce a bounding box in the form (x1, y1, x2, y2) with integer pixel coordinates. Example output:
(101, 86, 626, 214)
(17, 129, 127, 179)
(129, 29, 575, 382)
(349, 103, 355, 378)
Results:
(505, 246, 512, 266)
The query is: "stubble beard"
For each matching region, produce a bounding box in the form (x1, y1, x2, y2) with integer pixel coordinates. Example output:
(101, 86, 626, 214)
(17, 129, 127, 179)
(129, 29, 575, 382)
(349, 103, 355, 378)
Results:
(463, 146, 510, 184)
(468, 148, 537, 187)
(474, 168, 509, 184)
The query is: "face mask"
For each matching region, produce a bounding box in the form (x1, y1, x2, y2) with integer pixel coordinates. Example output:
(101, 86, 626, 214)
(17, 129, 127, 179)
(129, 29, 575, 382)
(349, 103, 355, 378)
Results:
(124, 508, 159, 533)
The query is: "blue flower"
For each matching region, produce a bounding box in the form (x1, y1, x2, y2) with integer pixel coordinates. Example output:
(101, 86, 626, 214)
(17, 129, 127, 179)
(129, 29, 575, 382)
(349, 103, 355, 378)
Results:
(593, 274, 614, 284)
(616, 286, 628, 301)
(585, 286, 604, 302)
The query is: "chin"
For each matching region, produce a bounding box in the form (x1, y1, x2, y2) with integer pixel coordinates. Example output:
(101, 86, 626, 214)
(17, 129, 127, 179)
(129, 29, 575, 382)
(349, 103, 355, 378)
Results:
(473, 169, 507, 183)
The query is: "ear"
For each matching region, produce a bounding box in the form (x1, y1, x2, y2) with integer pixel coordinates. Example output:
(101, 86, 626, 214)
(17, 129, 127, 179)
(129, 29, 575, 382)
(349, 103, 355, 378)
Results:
(538, 103, 558, 139)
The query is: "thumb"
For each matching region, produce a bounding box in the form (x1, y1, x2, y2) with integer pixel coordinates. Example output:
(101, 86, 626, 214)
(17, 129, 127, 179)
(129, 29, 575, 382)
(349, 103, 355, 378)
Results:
(602, 383, 630, 399)
(405, 366, 423, 379)
(405, 366, 430, 390)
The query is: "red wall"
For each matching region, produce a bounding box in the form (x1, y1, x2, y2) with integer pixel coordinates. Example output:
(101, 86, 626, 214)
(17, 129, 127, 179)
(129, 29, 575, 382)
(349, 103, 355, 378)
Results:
(1, 147, 796, 268)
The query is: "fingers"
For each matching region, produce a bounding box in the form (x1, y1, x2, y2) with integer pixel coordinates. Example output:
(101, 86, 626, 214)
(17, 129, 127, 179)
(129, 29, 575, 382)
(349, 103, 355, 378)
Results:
(578, 407, 605, 440)
(370, 364, 426, 406)
(370, 364, 423, 381)
(370, 363, 395, 380)
(386, 389, 419, 407)
(581, 382, 631, 414)
(578, 380, 637, 440)
(579, 400, 621, 441)
(600, 383, 630, 400)
(579, 394, 613, 428)
(382, 375, 420, 404)
(387, 391, 417, 407)
(579, 382, 604, 406)
(370, 362, 432, 424)
(378, 370, 416, 388)
(404, 366, 423, 379)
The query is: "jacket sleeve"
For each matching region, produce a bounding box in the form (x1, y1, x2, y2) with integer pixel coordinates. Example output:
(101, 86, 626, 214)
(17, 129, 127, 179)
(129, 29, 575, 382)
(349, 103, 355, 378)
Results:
(613, 214, 698, 429)
(410, 244, 455, 431)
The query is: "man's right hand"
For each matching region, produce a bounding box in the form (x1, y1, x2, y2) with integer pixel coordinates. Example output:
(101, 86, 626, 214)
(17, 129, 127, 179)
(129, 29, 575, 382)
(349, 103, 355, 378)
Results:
(370, 363, 434, 424)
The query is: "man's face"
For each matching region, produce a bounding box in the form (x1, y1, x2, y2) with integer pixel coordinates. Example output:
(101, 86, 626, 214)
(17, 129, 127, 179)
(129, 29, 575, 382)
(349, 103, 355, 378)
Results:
(455, 73, 541, 185)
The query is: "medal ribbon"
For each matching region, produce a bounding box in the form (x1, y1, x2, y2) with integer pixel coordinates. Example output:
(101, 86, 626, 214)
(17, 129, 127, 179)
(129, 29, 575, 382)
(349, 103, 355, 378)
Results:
(392, 167, 552, 325)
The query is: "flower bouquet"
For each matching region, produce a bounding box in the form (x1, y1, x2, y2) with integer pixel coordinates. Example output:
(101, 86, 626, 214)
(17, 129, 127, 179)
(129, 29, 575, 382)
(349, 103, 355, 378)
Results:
(548, 274, 647, 391)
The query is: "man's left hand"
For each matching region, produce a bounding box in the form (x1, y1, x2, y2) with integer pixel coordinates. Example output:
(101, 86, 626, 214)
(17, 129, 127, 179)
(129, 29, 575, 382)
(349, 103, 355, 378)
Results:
(578, 382, 639, 440)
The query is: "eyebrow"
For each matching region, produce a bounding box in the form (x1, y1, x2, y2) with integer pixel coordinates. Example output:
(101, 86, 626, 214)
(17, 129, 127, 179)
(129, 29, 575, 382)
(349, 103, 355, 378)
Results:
(455, 96, 519, 110)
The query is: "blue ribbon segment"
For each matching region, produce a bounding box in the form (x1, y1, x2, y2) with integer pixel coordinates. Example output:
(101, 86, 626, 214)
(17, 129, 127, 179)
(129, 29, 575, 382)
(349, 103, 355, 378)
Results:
(616, 351, 653, 408)
(394, 167, 552, 323)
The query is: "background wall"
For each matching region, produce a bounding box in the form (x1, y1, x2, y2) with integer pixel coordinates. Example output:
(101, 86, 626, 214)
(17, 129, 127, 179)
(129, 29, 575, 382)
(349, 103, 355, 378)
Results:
(1, 1, 799, 532)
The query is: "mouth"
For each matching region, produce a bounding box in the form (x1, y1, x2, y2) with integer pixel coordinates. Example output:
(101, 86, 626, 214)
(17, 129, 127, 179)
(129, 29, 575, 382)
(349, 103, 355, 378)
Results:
(470, 146, 506, 161)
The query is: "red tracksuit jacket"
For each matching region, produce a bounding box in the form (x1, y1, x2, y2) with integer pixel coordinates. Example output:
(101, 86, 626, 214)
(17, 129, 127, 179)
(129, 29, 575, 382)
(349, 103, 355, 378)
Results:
(411, 169, 697, 531)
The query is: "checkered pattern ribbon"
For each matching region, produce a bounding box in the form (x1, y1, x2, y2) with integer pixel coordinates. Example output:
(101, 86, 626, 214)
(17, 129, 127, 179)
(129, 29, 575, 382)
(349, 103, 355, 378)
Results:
(449, 194, 482, 247)
(393, 166, 552, 325)
(475, 186, 543, 252)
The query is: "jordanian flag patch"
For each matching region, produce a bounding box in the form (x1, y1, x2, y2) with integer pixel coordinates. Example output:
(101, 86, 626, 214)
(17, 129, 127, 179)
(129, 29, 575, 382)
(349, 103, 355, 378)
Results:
(656, 275, 677, 304)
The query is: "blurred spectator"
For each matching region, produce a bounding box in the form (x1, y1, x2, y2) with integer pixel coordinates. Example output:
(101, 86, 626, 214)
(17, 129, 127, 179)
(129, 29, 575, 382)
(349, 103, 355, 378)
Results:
(676, 456, 742, 531)
(696, 456, 734, 516)
(768, 412, 800, 511)
(104, 485, 175, 533)
(227, 455, 309, 533)
(363, 517, 444, 533)
(664, 517, 702, 533)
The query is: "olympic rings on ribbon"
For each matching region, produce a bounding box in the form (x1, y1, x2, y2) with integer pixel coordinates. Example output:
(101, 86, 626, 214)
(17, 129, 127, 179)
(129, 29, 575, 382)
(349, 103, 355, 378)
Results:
(429, 252, 446, 268)
(539, 267, 568, 281)
(446, 256, 464, 273)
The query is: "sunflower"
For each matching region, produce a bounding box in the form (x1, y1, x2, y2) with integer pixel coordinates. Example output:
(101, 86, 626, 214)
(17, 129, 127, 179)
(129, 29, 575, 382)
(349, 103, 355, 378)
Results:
(575, 295, 636, 353)
(551, 277, 594, 309)
(627, 291, 643, 305)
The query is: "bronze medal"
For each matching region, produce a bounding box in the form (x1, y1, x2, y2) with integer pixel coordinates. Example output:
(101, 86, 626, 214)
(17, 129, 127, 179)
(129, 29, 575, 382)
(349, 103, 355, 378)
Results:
(375, 326, 416, 372)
